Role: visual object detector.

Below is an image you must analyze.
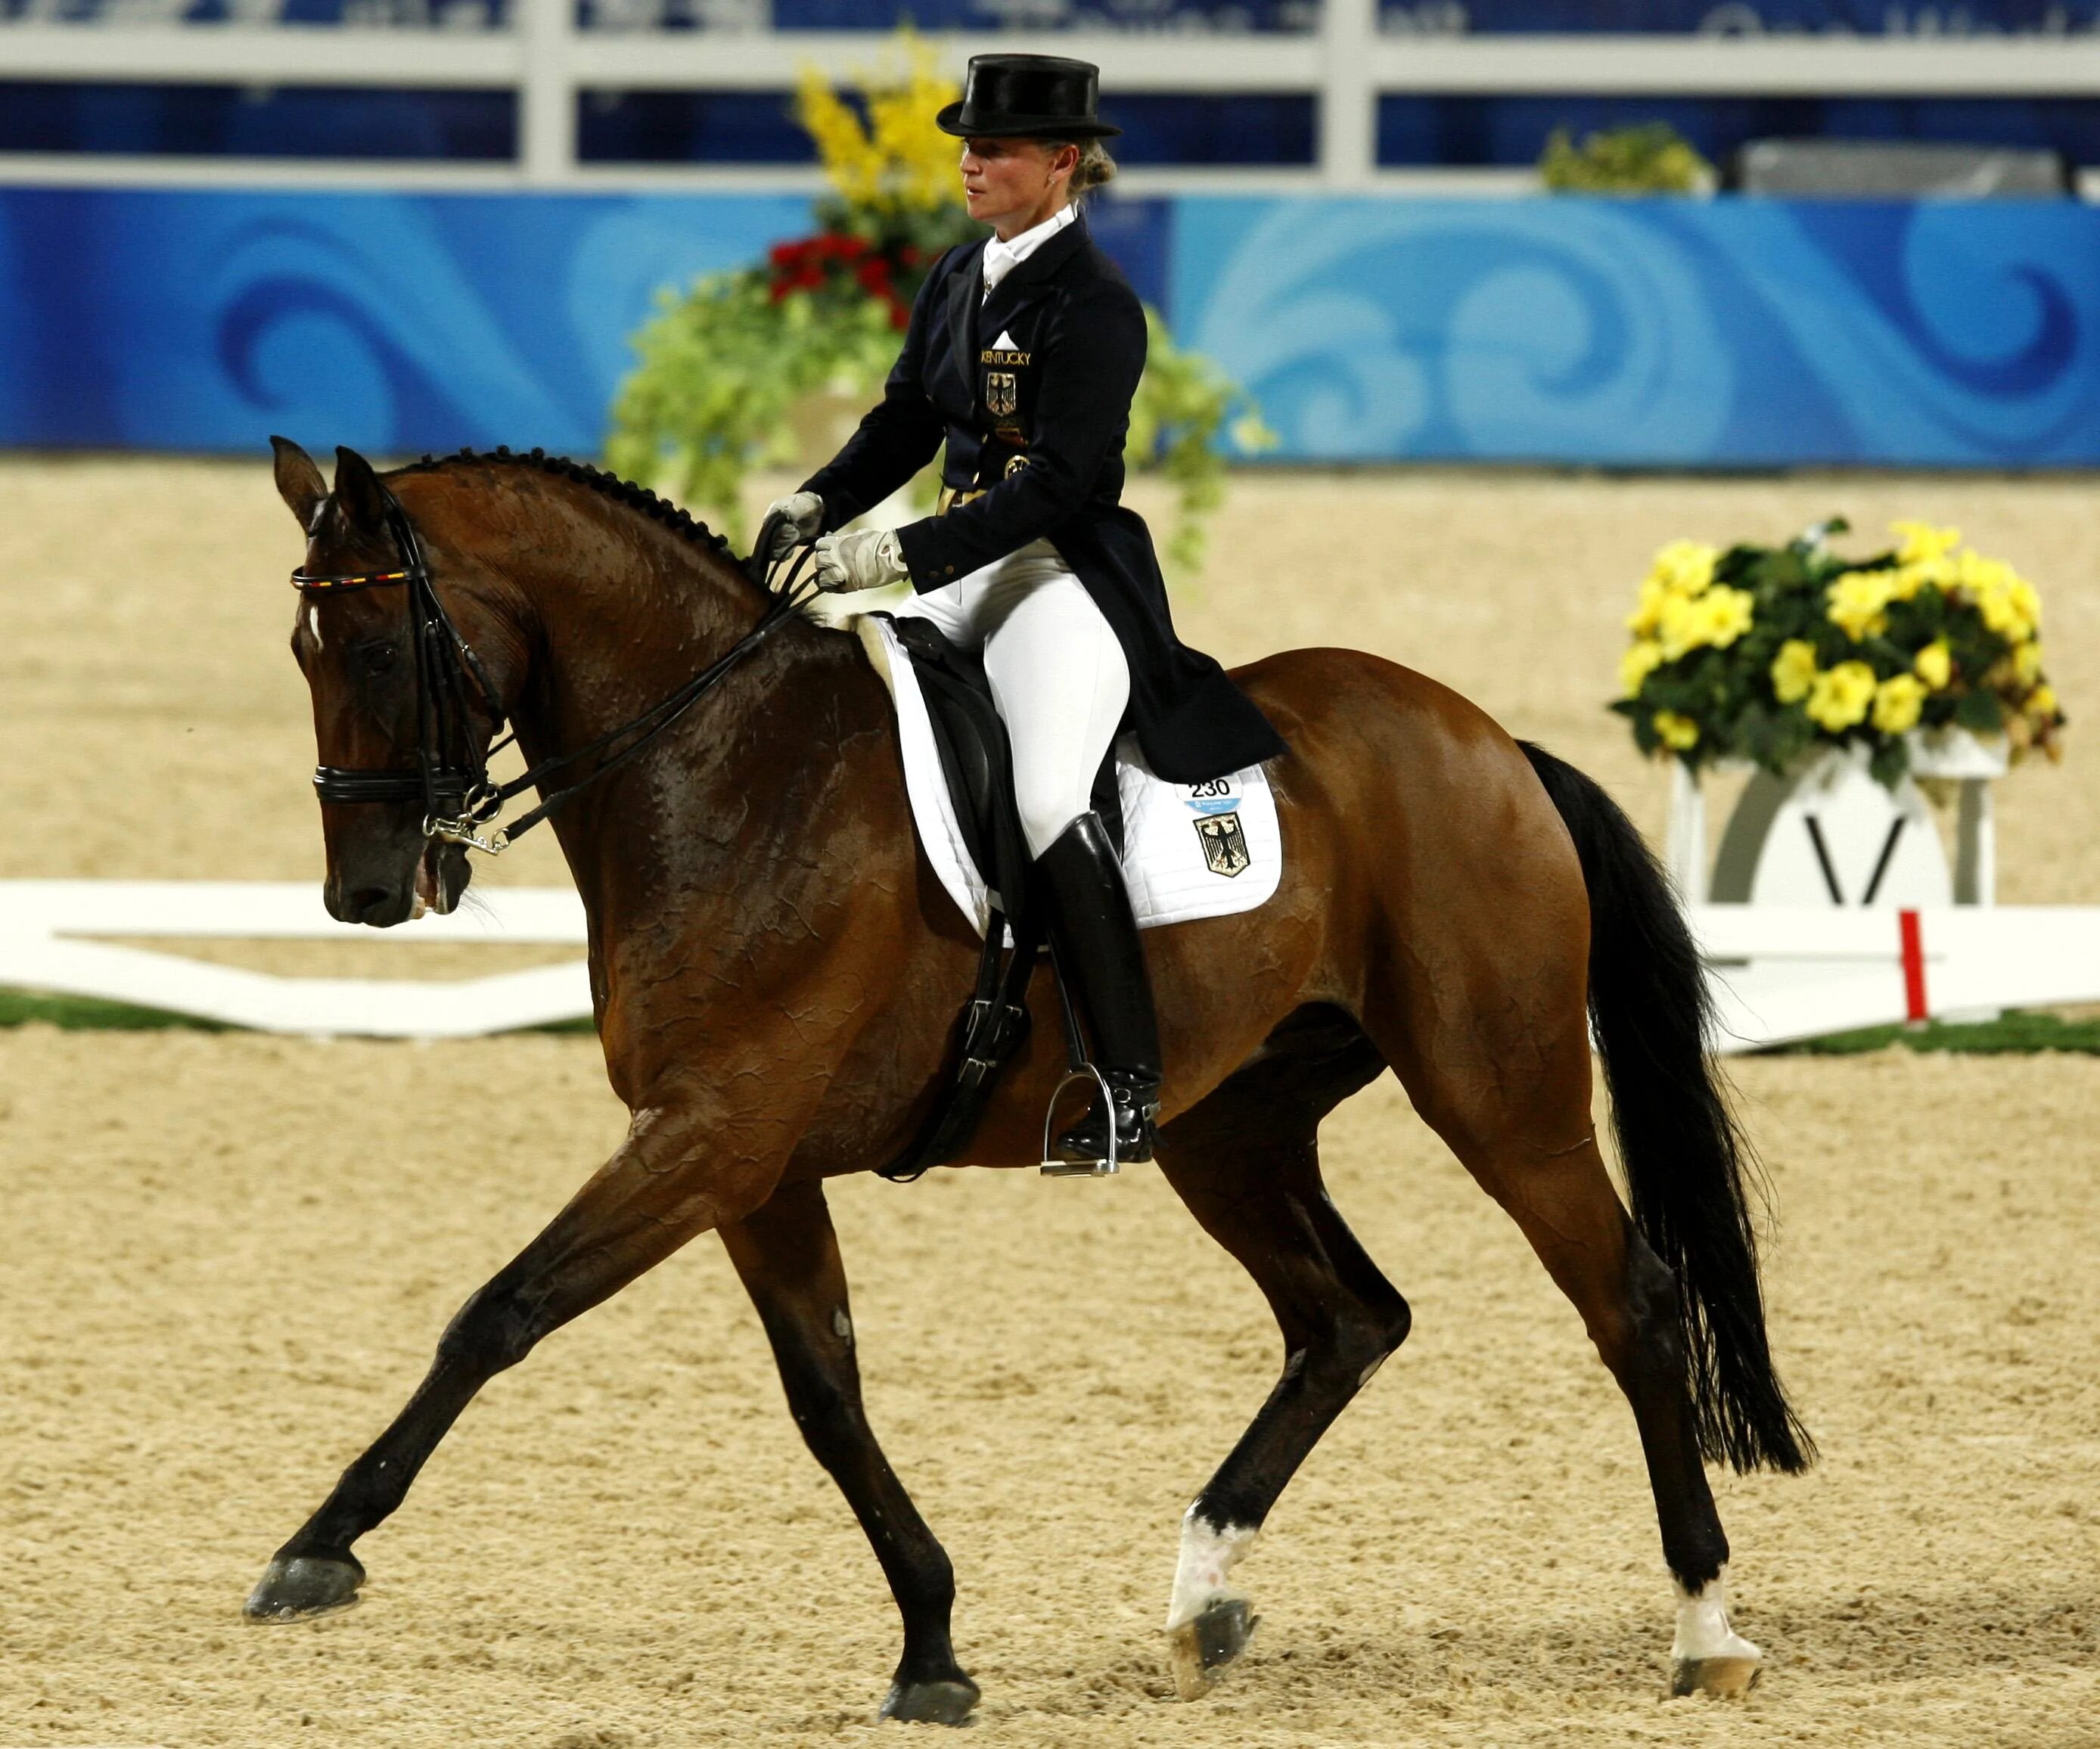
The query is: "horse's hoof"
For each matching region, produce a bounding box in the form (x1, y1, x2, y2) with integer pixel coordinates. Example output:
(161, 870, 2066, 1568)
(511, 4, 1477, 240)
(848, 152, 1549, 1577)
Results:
(1671, 1654, 1761, 1698)
(244, 1553, 365, 1620)
(1167, 1598, 1258, 1701)
(878, 1673, 980, 1726)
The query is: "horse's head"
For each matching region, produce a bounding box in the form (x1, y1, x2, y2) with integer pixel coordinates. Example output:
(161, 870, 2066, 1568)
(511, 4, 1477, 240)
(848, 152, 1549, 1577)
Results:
(276, 438, 506, 926)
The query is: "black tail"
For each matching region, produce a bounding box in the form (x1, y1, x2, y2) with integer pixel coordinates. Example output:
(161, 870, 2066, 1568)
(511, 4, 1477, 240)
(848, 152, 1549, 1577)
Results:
(1520, 741, 1813, 1474)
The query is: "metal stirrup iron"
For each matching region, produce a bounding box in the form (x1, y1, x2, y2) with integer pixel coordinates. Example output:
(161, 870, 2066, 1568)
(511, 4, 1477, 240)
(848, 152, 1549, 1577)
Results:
(1039, 1062, 1121, 1177)
(1039, 943, 1119, 1176)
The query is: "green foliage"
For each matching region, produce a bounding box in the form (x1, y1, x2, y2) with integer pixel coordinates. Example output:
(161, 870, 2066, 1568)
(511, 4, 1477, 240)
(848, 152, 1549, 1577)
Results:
(604, 268, 901, 548)
(1128, 309, 1275, 575)
(1540, 122, 1714, 194)
(606, 261, 1262, 576)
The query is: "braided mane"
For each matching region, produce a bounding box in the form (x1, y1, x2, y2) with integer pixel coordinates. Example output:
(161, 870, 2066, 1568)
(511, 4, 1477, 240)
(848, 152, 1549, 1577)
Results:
(396, 445, 740, 566)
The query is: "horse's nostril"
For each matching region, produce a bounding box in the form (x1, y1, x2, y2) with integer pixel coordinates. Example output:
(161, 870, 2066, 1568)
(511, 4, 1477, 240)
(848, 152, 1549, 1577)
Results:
(349, 885, 394, 920)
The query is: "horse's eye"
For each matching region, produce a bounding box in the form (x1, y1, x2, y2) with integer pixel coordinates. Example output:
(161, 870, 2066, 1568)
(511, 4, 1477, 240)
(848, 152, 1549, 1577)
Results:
(360, 642, 399, 676)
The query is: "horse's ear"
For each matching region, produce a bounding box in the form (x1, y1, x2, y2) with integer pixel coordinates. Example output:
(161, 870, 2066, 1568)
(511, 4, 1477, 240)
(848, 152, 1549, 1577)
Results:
(271, 436, 326, 529)
(332, 445, 392, 533)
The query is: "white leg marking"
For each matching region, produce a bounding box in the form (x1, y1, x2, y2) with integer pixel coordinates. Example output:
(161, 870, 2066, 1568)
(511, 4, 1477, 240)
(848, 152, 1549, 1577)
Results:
(1165, 1505, 1258, 1632)
(1672, 1565, 1762, 1675)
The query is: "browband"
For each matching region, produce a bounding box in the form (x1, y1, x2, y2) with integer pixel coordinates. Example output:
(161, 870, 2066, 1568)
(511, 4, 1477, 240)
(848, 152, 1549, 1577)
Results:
(292, 568, 412, 592)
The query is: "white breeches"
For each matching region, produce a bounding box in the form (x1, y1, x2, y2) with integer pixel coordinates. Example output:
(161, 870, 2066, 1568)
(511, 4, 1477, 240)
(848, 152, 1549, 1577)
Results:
(896, 539, 1131, 859)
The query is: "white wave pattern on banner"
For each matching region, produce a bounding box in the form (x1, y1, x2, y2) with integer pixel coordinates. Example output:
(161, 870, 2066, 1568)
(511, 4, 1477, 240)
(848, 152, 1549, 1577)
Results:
(188, 199, 582, 454)
(1185, 199, 1732, 462)
(1711, 203, 2100, 461)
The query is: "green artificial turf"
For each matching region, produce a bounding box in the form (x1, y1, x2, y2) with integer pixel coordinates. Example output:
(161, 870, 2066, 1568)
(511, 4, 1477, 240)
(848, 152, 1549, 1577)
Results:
(1775, 1010, 2100, 1056)
(0, 989, 594, 1036)
(0, 988, 231, 1031)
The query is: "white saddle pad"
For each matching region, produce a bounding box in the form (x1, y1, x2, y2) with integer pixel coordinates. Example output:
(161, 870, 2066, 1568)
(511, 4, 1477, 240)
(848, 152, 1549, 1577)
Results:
(856, 616, 1282, 938)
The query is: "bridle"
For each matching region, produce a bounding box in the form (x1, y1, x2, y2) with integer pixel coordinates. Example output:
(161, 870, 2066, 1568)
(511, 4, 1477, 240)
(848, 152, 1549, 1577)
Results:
(292, 486, 816, 855)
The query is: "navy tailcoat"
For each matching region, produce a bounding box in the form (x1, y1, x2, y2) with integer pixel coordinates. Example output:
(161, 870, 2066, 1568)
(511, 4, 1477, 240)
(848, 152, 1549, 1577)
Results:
(801, 215, 1288, 784)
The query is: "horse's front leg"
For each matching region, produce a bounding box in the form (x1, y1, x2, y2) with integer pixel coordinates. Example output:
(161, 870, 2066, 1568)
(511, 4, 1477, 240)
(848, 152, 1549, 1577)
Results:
(719, 1178, 978, 1726)
(244, 1080, 784, 1620)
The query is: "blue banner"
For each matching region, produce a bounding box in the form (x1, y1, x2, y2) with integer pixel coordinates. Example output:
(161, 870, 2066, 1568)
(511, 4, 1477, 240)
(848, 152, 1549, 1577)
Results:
(2, 185, 2097, 466)
(1171, 195, 2100, 464)
(0, 188, 809, 455)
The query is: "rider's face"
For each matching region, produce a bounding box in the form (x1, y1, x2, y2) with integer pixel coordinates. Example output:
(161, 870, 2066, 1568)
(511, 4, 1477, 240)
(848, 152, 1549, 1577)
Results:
(959, 136, 1079, 241)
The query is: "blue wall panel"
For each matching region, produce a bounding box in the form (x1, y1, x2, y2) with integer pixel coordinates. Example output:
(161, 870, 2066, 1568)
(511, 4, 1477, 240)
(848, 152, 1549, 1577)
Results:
(3, 185, 2098, 466)
(1173, 196, 2100, 465)
(0, 188, 808, 456)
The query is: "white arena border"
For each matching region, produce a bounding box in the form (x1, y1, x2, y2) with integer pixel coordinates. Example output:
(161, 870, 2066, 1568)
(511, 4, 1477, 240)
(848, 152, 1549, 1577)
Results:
(0, 880, 590, 1039)
(3, 881, 2100, 1050)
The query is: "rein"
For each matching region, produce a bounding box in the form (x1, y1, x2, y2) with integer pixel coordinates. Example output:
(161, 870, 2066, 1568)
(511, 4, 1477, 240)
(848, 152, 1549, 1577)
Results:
(294, 492, 815, 854)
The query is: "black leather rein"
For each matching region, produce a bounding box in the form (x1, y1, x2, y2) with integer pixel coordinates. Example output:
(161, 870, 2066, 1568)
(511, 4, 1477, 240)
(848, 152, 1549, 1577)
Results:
(294, 493, 814, 855)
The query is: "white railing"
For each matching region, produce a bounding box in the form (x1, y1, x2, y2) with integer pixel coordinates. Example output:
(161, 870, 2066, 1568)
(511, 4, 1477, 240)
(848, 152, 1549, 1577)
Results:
(6, 0, 2100, 191)
(5, 878, 2100, 1046)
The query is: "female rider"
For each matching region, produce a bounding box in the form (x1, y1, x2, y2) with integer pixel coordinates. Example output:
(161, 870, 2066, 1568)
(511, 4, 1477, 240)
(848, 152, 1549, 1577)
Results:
(768, 54, 1285, 1168)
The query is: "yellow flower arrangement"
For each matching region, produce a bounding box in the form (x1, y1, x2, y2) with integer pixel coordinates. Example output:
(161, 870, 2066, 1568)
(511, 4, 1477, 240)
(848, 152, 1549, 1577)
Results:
(1806, 660, 1878, 732)
(1626, 539, 1718, 637)
(1871, 673, 1928, 735)
(1655, 584, 1754, 661)
(1620, 638, 1666, 698)
(1826, 568, 1898, 640)
(1770, 638, 1818, 704)
(1653, 710, 1701, 750)
(794, 32, 961, 216)
(1613, 517, 2065, 785)
(1892, 520, 1961, 567)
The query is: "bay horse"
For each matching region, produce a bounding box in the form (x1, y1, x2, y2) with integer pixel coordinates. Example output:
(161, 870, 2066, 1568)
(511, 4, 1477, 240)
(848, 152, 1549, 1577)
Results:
(250, 440, 1810, 1721)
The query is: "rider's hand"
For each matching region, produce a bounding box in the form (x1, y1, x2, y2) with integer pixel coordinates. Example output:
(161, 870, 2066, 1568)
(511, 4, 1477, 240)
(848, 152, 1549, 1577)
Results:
(813, 528, 909, 595)
(763, 491, 825, 560)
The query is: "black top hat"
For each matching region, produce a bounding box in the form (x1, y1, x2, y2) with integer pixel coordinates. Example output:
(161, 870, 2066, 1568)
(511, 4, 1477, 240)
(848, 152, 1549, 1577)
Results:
(936, 54, 1121, 140)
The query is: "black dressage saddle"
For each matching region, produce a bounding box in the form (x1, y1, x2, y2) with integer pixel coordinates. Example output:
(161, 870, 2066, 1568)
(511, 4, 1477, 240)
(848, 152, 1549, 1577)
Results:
(875, 615, 1121, 1182)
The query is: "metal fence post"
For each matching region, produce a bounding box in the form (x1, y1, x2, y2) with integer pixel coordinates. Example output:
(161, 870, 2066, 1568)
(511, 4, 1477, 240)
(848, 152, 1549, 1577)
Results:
(520, 0, 576, 186)
(1321, 0, 1379, 189)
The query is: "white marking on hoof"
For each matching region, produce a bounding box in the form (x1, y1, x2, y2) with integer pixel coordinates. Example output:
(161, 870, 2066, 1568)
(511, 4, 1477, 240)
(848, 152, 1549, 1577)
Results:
(1165, 1505, 1258, 1633)
(1670, 1567, 1762, 1698)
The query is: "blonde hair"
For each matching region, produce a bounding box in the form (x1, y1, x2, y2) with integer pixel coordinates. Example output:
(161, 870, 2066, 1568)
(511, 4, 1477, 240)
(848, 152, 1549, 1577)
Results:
(1048, 135, 1118, 202)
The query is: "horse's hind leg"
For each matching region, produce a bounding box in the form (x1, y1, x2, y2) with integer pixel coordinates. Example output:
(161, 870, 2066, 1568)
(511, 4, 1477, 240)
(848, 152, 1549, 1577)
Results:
(1152, 1007, 1406, 1701)
(1377, 1006, 1759, 1696)
(716, 1179, 977, 1726)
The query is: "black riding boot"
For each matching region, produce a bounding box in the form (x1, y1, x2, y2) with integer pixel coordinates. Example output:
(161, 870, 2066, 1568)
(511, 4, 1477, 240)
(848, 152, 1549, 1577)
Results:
(1036, 811, 1162, 1167)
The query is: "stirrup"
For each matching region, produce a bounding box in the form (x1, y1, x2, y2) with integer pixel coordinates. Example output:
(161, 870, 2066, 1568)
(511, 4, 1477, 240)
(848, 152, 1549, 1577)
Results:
(1040, 1064, 1120, 1177)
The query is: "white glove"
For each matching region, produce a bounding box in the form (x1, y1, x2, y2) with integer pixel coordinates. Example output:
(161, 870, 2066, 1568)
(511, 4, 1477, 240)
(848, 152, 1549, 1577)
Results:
(813, 527, 909, 595)
(763, 491, 825, 560)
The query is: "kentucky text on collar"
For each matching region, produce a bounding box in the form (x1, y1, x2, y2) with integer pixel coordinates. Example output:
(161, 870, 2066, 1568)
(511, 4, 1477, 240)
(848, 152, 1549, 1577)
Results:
(980, 349, 1032, 366)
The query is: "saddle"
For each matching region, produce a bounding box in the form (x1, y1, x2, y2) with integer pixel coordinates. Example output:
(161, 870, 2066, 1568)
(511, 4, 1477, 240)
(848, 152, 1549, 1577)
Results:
(875, 616, 1120, 1182)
